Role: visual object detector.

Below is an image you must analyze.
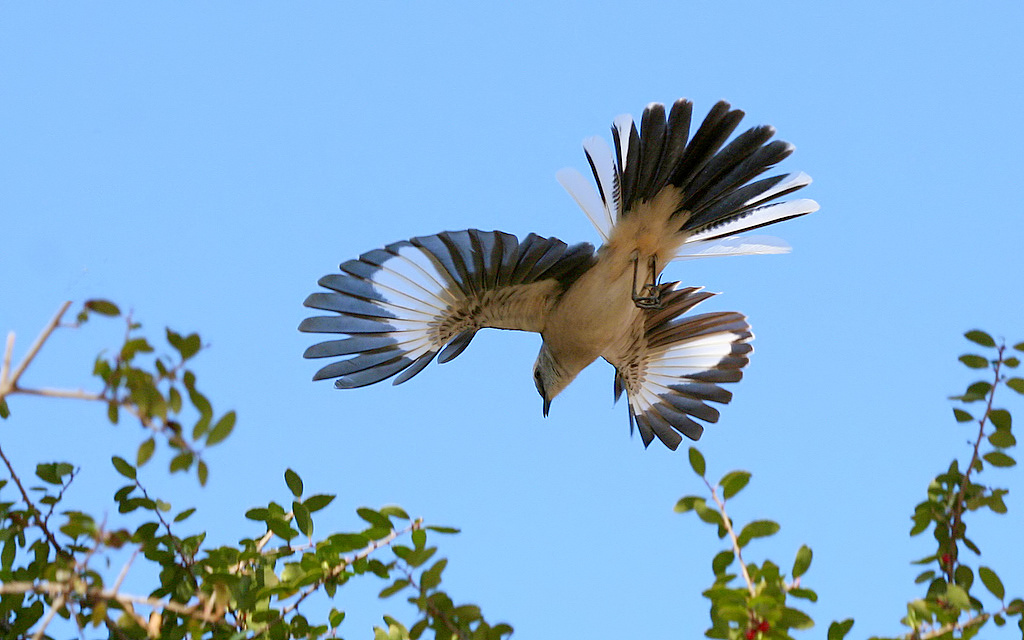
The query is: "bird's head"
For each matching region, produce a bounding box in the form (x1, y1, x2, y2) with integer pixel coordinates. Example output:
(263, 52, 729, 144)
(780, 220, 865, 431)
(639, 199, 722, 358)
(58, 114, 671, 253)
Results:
(532, 343, 574, 417)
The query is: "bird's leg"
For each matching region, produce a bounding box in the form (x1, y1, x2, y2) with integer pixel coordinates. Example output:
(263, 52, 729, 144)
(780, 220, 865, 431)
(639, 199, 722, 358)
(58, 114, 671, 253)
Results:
(631, 253, 663, 309)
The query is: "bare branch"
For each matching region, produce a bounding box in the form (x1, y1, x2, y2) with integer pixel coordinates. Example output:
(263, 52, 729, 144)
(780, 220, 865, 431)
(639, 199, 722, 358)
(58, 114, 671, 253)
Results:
(0, 581, 225, 625)
(1, 301, 72, 396)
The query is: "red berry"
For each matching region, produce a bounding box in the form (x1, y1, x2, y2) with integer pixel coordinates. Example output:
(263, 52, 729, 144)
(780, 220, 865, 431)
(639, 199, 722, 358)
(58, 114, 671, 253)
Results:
(759, 620, 771, 632)
(745, 630, 757, 640)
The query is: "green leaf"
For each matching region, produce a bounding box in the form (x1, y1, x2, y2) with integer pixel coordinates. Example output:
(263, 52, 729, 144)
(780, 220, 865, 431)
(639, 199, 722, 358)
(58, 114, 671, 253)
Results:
(293, 501, 312, 537)
(378, 579, 409, 598)
(827, 618, 854, 640)
(357, 507, 392, 530)
(719, 470, 751, 500)
(303, 494, 335, 512)
(983, 451, 1016, 467)
(167, 329, 202, 360)
(329, 609, 345, 628)
(169, 452, 192, 473)
(425, 525, 460, 534)
(420, 558, 447, 591)
(778, 607, 814, 630)
(978, 566, 1005, 600)
(964, 330, 995, 347)
(111, 456, 136, 480)
(85, 299, 121, 316)
(379, 505, 410, 520)
(173, 507, 196, 523)
(137, 437, 156, 466)
(1014, 341, 1024, 352)
(944, 583, 971, 609)
(0, 398, 9, 419)
(711, 550, 734, 576)
(688, 447, 706, 477)
(789, 587, 818, 602)
(953, 408, 973, 423)
(285, 468, 303, 497)
(989, 429, 1016, 448)
(674, 495, 703, 513)
(197, 460, 208, 486)
(1005, 357, 1020, 368)
(1007, 378, 1024, 395)
(206, 410, 236, 446)
(792, 545, 813, 578)
(736, 520, 780, 548)
(959, 354, 988, 369)
(988, 409, 1011, 430)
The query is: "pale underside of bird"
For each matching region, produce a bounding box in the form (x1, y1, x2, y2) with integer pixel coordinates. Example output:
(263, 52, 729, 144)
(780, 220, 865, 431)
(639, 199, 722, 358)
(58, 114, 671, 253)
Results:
(300, 98, 819, 450)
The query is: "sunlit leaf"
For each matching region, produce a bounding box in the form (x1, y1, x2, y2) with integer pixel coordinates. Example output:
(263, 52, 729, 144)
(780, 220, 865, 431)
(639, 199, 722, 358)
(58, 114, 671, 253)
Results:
(303, 494, 335, 512)
(206, 411, 235, 446)
(720, 470, 751, 500)
(293, 501, 312, 537)
(688, 447, 706, 477)
(964, 330, 995, 347)
(792, 545, 812, 578)
(111, 456, 136, 480)
(983, 451, 1016, 467)
(285, 468, 303, 497)
(959, 354, 988, 369)
(711, 550, 733, 576)
(85, 299, 121, 316)
(979, 566, 1005, 600)
(988, 409, 1011, 430)
(737, 520, 780, 548)
(137, 438, 155, 466)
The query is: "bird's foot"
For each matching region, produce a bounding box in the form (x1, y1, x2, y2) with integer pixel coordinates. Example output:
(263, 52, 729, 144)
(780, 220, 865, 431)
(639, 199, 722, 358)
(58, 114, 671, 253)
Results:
(631, 254, 663, 309)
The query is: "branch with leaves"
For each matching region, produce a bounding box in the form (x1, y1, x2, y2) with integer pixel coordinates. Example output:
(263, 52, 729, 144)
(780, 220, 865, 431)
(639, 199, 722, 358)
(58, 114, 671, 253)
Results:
(0, 301, 511, 639)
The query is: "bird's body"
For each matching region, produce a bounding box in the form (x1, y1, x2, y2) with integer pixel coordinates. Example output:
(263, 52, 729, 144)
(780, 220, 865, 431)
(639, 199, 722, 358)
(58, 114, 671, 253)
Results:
(301, 98, 818, 449)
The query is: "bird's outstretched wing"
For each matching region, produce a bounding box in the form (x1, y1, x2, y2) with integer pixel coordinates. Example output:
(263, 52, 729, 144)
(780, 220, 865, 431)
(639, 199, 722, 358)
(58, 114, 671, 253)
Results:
(300, 229, 596, 388)
(604, 284, 752, 450)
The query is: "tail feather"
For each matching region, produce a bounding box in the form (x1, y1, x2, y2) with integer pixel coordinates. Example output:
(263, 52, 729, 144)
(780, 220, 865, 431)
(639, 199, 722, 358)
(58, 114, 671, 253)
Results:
(560, 98, 817, 255)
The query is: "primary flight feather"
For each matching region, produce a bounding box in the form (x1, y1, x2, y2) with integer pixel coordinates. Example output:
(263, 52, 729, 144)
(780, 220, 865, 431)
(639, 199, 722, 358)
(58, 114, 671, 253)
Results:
(300, 98, 818, 450)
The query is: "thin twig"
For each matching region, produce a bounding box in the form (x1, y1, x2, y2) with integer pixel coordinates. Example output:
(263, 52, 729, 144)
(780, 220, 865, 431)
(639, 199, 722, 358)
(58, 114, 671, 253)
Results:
(704, 478, 756, 597)
(947, 344, 1004, 580)
(15, 387, 104, 401)
(0, 442, 66, 557)
(31, 593, 66, 640)
(1, 331, 14, 387)
(2, 301, 72, 395)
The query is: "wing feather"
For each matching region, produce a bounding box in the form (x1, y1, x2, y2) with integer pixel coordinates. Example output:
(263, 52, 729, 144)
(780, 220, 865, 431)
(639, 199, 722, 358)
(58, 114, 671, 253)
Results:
(302, 230, 596, 388)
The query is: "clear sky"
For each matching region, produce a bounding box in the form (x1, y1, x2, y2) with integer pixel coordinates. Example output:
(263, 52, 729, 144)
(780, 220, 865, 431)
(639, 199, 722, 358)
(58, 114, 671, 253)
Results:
(2, 2, 1023, 638)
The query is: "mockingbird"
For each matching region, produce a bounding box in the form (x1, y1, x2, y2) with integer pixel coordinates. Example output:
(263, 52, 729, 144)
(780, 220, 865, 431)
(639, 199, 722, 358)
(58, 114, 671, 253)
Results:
(300, 98, 818, 450)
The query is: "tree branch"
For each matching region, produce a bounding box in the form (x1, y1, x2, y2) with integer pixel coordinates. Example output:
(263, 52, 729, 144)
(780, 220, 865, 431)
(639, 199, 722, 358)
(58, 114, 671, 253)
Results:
(0, 581, 225, 626)
(0, 301, 72, 397)
(704, 478, 756, 597)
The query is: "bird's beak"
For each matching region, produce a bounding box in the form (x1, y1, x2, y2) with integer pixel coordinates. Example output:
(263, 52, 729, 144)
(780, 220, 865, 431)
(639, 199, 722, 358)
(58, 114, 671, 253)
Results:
(542, 396, 551, 418)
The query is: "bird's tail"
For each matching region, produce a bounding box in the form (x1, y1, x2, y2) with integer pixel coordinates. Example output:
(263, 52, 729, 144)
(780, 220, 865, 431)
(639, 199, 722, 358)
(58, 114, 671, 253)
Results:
(557, 99, 818, 261)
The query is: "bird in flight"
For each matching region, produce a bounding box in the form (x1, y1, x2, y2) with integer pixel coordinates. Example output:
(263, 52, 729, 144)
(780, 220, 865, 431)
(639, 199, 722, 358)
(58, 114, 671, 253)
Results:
(300, 98, 818, 450)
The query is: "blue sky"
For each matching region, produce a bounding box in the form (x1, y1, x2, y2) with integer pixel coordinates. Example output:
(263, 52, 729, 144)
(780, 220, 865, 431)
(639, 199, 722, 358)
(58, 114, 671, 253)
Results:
(2, 2, 1023, 638)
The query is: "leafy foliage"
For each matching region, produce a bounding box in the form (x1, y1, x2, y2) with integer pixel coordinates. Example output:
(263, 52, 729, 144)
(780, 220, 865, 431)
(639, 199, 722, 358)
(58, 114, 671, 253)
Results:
(0, 302, 511, 639)
(675, 329, 1023, 639)
(1, 303, 1020, 639)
